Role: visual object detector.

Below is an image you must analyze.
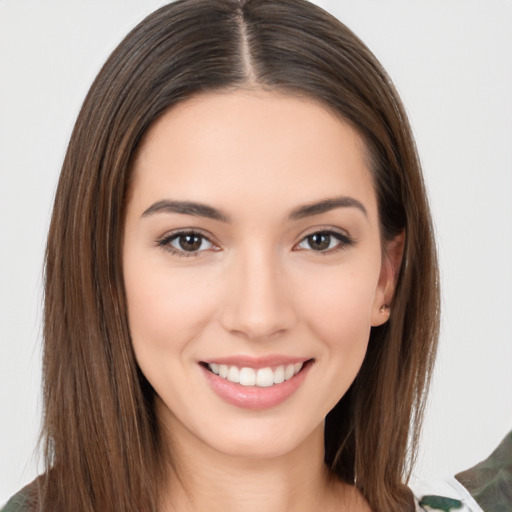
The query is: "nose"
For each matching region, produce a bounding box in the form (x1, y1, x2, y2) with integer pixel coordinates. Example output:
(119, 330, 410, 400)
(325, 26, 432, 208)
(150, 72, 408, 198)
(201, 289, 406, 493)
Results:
(220, 248, 297, 340)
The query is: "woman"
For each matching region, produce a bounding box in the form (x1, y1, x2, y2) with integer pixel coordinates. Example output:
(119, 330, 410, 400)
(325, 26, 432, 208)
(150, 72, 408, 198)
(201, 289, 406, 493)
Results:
(1, 0, 449, 510)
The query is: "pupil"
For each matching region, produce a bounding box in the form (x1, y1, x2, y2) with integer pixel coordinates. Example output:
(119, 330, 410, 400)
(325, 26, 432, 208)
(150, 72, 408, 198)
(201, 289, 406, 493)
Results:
(179, 234, 201, 251)
(309, 233, 330, 250)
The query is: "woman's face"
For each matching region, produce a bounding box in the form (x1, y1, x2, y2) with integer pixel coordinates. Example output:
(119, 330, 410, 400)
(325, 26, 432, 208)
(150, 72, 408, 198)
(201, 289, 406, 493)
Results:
(123, 90, 397, 460)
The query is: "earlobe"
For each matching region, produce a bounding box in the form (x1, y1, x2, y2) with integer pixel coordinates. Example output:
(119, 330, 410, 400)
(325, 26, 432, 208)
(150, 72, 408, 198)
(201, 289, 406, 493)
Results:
(372, 303, 390, 327)
(371, 231, 405, 326)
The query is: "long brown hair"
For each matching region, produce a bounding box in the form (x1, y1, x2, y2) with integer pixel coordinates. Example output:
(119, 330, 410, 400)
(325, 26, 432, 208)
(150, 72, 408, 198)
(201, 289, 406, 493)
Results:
(40, 1, 439, 510)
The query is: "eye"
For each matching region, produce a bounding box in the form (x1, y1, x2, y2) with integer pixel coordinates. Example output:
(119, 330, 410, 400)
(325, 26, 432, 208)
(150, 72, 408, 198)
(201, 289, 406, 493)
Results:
(158, 231, 216, 256)
(295, 230, 353, 253)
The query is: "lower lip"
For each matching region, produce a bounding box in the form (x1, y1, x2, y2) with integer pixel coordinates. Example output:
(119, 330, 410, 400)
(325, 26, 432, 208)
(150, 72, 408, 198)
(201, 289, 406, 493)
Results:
(201, 362, 312, 410)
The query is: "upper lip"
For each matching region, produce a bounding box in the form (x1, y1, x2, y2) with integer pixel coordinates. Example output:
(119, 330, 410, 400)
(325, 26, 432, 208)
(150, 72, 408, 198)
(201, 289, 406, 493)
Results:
(201, 355, 312, 369)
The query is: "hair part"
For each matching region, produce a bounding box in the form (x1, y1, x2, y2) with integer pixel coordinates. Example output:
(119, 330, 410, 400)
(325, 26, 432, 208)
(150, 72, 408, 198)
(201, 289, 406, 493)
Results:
(40, 1, 439, 511)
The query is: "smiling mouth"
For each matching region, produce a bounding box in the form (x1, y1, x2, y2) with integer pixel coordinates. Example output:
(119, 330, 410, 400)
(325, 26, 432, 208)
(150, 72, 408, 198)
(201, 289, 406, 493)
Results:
(202, 360, 313, 388)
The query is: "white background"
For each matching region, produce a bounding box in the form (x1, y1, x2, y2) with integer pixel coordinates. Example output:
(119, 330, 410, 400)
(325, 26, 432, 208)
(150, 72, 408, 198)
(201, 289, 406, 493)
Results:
(1, 0, 511, 504)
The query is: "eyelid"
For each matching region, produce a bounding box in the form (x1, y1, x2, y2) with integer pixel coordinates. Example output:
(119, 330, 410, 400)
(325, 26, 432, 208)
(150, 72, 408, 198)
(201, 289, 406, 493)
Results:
(293, 226, 355, 253)
(298, 225, 351, 239)
(297, 226, 355, 243)
(156, 228, 220, 257)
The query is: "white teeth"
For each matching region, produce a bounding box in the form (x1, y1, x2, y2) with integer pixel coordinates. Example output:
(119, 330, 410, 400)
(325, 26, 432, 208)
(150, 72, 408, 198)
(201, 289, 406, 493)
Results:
(256, 367, 274, 387)
(273, 366, 285, 384)
(207, 362, 305, 387)
(219, 364, 228, 378)
(227, 366, 240, 383)
(239, 367, 256, 386)
(284, 364, 295, 380)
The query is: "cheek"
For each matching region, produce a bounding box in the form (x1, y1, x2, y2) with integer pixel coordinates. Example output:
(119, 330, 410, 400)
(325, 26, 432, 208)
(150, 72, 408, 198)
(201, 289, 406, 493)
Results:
(294, 258, 381, 403)
(123, 255, 219, 363)
(297, 262, 380, 342)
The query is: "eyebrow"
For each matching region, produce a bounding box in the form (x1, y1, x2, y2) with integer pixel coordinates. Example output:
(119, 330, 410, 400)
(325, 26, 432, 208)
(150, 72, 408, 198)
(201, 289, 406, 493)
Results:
(141, 200, 230, 222)
(289, 196, 368, 220)
(141, 195, 367, 222)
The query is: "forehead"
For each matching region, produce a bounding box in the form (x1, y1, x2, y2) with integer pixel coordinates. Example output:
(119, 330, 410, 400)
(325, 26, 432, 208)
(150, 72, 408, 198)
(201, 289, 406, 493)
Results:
(130, 90, 377, 220)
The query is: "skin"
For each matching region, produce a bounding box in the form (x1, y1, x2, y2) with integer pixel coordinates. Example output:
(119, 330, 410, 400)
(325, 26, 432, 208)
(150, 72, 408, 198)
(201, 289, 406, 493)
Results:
(123, 90, 402, 511)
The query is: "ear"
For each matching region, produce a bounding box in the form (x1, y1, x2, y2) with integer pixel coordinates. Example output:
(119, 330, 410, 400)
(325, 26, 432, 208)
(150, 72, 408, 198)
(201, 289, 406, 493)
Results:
(371, 231, 405, 326)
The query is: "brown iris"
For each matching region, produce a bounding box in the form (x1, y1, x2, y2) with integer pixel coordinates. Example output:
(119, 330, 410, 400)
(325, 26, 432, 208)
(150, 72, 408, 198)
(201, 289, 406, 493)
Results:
(178, 234, 203, 251)
(306, 233, 331, 251)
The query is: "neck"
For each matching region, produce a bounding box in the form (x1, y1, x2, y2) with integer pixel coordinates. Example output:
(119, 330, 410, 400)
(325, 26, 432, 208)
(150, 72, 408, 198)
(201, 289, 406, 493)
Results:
(159, 416, 364, 512)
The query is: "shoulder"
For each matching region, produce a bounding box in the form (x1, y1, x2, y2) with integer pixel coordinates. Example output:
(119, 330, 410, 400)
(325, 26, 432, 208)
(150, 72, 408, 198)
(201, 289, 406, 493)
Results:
(1, 478, 40, 512)
(1, 489, 30, 512)
(412, 477, 484, 512)
(455, 430, 512, 512)
(413, 429, 512, 512)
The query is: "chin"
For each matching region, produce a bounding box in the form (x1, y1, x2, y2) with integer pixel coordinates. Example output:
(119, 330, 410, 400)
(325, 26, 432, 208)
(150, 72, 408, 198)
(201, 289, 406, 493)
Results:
(199, 420, 324, 461)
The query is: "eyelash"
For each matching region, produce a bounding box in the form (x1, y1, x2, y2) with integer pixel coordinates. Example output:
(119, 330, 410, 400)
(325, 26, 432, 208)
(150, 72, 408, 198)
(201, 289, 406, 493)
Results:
(293, 229, 355, 255)
(156, 228, 354, 257)
(156, 230, 218, 258)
